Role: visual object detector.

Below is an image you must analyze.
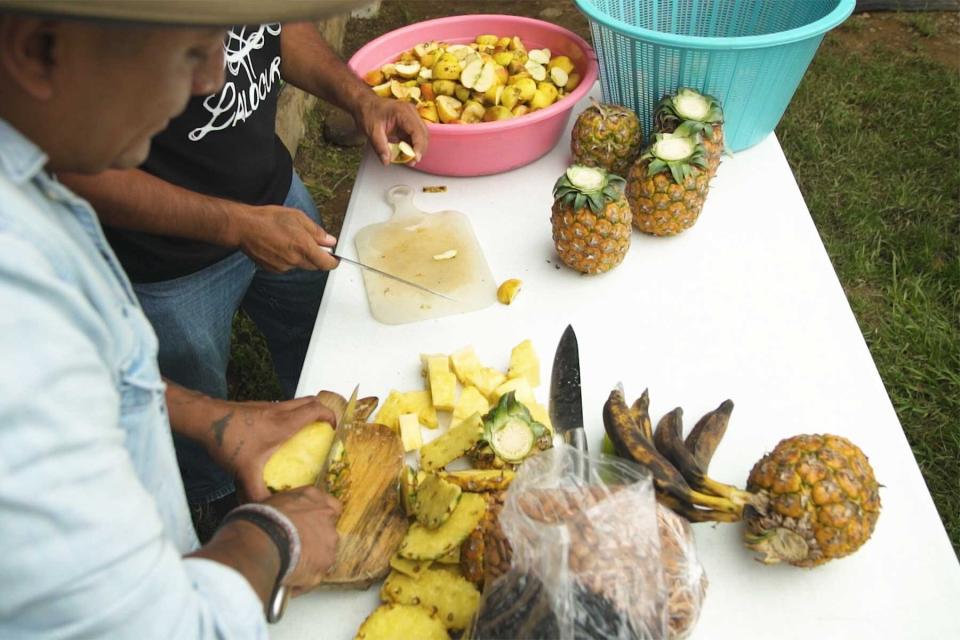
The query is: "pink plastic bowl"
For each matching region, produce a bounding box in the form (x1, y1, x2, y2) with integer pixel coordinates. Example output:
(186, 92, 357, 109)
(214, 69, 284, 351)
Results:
(348, 14, 598, 177)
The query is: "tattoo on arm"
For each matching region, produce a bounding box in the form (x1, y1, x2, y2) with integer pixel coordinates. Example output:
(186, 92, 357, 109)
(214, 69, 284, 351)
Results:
(211, 411, 234, 448)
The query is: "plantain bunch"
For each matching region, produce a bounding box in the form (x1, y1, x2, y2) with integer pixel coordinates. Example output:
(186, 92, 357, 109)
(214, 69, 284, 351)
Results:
(602, 385, 768, 523)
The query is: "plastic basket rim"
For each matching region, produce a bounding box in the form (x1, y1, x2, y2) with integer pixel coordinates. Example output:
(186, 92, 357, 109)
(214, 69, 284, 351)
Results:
(347, 14, 599, 136)
(572, 0, 855, 50)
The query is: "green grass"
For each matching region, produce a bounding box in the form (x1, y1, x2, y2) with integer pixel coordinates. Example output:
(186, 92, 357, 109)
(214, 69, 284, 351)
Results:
(777, 35, 960, 556)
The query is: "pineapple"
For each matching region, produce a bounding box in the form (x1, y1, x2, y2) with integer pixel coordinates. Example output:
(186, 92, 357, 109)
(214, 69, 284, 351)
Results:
(655, 87, 725, 177)
(570, 99, 643, 177)
(626, 133, 710, 236)
(744, 434, 881, 567)
(551, 165, 632, 274)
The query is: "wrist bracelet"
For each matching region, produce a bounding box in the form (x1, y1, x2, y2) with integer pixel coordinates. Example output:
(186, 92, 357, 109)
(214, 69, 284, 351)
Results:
(220, 503, 301, 623)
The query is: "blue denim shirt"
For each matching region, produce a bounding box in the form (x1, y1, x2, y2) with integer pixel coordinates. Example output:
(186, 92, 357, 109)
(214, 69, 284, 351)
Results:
(0, 119, 268, 639)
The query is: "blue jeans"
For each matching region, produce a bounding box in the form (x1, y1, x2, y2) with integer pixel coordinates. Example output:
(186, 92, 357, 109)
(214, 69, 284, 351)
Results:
(135, 173, 327, 505)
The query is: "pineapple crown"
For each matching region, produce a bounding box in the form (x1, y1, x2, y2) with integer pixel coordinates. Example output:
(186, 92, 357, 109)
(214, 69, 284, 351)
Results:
(656, 87, 723, 136)
(641, 133, 708, 183)
(553, 165, 626, 213)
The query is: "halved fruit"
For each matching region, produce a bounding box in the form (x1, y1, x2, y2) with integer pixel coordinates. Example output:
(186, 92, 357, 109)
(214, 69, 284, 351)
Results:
(436, 96, 463, 124)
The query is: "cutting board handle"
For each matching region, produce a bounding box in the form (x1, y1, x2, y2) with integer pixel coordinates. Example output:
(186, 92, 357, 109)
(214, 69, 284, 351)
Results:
(385, 185, 424, 222)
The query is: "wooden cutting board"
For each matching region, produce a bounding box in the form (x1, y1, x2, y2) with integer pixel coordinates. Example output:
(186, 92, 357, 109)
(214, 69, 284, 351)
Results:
(319, 421, 406, 589)
(354, 185, 497, 324)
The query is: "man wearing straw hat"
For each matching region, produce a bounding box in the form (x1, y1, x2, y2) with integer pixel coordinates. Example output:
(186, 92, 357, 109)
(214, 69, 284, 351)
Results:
(58, 9, 428, 539)
(0, 1, 380, 636)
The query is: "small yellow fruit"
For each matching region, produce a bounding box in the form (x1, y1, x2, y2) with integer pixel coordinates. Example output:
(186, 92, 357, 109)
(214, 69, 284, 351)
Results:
(460, 57, 483, 89)
(436, 95, 463, 124)
(482, 84, 504, 106)
(473, 61, 497, 93)
(363, 69, 384, 86)
(524, 59, 547, 82)
(547, 55, 575, 75)
(460, 101, 486, 124)
(454, 84, 471, 103)
(500, 85, 523, 110)
(496, 36, 512, 49)
(528, 48, 551, 65)
(565, 72, 582, 92)
(550, 66, 569, 88)
(432, 52, 461, 80)
(493, 51, 514, 66)
(483, 106, 513, 122)
(371, 81, 392, 98)
(475, 34, 499, 47)
(511, 104, 531, 117)
(419, 52, 437, 69)
(388, 141, 416, 164)
(497, 279, 522, 304)
(510, 77, 537, 102)
(537, 82, 559, 104)
(432, 79, 456, 96)
(416, 100, 439, 123)
(394, 61, 421, 79)
(414, 41, 438, 58)
(510, 36, 526, 53)
(529, 89, 553, 110)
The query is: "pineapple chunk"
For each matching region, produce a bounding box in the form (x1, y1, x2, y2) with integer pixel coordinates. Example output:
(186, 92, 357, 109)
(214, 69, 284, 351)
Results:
(413, 474, 462, 529)
(374, 390, 404, 431)
(398, 492, 487, 560)
(375, 390, 438, 430)
(389, 554, 432, 580)
(399, 413, 423, 452)
(449, 346, 482, 385)
(426, 355, 457, 411)
(527, 401, 554, 433)
(355, 603, 449, 640)
(401, 390, 439, 429)
(452, 385, 490, 422)
(465, 366, 506, 400)
(381, 567, 480, 631)
(492, 377, 536, 406)
(507, 339, 540, 388)
(420, 413, 483, 471)
(262, 421, 335, 491)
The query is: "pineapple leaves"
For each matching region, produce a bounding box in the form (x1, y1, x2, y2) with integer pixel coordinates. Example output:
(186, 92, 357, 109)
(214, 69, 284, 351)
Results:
(554, 166, 624, 215)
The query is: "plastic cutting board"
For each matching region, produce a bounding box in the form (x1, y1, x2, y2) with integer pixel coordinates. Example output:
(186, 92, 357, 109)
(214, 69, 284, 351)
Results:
(354, 185, 497, 324)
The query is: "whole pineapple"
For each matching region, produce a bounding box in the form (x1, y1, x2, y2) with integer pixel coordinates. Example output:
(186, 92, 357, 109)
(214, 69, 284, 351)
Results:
(551, 165, 632, 274)
(626, 133, 710, 236)
(744, 434, 881, 567)
(655, 88, 725, 177)
(571, 99, 643, 177)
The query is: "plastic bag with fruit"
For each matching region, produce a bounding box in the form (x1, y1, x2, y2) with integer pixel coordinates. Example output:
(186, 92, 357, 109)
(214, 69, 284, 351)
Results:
(468, 445, 707, 640)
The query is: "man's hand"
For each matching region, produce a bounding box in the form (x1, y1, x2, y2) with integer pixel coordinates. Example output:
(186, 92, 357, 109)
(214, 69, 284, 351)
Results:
(233, 204, 339, 273)
(261, 486, 342, 591)
(355, 94, 430, 166)
(192, 486, 341, 602)
(203, 396, 338, 502)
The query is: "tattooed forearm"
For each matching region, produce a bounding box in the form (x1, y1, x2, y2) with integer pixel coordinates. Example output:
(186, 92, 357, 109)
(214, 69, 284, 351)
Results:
(211, 411, 234, 448)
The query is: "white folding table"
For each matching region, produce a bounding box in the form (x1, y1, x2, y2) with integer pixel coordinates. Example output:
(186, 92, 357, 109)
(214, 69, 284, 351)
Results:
(275, 87, 960, 639)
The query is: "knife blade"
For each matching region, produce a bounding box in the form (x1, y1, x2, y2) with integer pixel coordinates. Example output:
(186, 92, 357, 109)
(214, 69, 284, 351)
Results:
(550, 325, 588, 461)
(316, 384, 359, 489)
(321, 246, 457, 301)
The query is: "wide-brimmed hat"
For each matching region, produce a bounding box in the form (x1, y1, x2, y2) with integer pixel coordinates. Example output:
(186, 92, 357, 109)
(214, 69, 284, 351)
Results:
(0, 0, 368, 26)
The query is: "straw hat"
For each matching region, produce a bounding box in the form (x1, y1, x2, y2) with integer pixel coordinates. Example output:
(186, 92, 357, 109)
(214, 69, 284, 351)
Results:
(0, 0, 368, 25)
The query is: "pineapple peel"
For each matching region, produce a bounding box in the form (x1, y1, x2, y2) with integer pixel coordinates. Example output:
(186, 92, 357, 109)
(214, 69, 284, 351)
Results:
(496, 279, 522, 305)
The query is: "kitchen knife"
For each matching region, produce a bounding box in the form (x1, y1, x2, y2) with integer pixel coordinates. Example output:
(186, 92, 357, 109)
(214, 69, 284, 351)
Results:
(550, 325, 589, 472)
(316, 384, 359, 488)
(320, 245, 457, 301)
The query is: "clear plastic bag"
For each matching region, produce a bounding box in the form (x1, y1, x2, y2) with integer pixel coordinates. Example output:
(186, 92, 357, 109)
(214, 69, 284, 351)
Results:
(470, 445, 707, 640)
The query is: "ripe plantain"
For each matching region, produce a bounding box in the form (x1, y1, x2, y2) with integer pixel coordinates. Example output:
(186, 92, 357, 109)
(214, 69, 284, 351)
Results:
(629, 389, 655, 443)
(653, 408, 766, 513)
(684, 399, 733, 472)
(603, 386, 740, 516)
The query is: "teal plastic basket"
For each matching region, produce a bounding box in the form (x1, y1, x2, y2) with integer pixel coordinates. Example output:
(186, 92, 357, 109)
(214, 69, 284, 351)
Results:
(573, 0, 855, 151)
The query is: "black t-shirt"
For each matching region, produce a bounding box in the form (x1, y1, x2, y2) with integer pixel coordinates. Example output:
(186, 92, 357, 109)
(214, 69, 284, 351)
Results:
(106, 24, 294, 283)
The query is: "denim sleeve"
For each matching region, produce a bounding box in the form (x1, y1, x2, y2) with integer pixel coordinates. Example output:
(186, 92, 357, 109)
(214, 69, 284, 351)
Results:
(0, 235, 268, 639)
